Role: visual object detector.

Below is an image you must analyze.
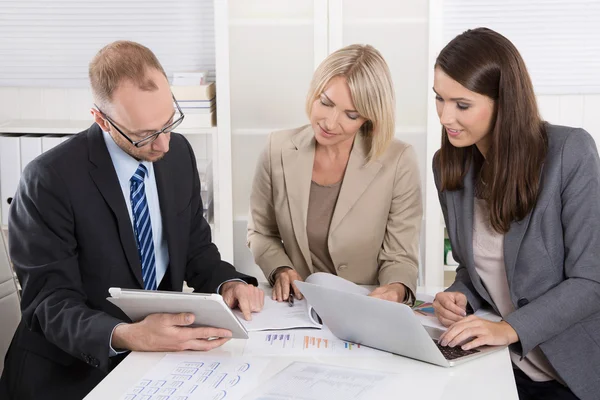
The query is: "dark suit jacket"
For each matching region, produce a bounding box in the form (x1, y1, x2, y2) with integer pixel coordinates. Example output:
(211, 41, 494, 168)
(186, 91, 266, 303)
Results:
(435, 124, 600, 400)
(0, 124, 257, 400)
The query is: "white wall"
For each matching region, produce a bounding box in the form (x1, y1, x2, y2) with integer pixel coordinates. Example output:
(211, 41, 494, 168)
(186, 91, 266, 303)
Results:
(538, 94, 600, 144)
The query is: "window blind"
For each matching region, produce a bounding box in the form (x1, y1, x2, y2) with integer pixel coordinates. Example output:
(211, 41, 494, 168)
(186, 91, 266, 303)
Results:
(0, 0, 216, 87)
(442, 0, 600, 94)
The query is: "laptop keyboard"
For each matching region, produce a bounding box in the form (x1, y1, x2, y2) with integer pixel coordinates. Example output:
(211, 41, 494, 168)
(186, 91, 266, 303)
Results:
(433, 339, 480, 360)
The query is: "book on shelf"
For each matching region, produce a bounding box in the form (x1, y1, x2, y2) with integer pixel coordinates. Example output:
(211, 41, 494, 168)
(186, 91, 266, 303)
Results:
(172, 70, 208, 86)
(171, 82, 216, 101)
(179, 111, 216, 128)
(176, 99, 215, 108)
(181, 104, 216, 114)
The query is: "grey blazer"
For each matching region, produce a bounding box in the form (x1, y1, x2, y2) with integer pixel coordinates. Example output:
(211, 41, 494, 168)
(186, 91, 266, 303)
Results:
(434, 124, 600, 400)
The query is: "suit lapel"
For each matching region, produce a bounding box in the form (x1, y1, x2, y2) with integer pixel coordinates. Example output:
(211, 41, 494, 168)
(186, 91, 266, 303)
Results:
(503, 164, 539, 287)
(87, 125, 144, 287)
(153, 154, 182, 291)
(329, 134, 382, 234)
(282, 127, 315, 271)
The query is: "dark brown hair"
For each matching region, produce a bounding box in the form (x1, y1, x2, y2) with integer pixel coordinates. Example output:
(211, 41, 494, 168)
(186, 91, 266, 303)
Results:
(89, 40, 168, 107)
(433, 28, 547, 233)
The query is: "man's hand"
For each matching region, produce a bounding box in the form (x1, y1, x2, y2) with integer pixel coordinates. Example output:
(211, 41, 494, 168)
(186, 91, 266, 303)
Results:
(221, 281, 264, 321)
(433, 291, 468, 326)
(111, 313, 232, 352)
(438, 316, 519, 351)
(272, 268, 303, 302)
(368, 283, 407, 303)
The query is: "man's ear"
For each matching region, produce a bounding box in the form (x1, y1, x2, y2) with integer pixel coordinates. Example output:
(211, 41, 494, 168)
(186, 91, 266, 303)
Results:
(90, 108, 110, 132)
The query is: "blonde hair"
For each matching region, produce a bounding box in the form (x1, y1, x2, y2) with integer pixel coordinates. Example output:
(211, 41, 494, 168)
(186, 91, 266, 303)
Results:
(306, 44, 395, 160)
(89, 40, 168, 108)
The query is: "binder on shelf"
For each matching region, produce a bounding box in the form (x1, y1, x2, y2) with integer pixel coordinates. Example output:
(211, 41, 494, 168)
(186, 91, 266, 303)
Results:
(19, 135, 43, 173)
(0, 135, 21, 226)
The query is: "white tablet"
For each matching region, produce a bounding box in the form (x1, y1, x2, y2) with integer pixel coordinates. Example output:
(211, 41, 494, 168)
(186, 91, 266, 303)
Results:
(107, 288, 249, 339)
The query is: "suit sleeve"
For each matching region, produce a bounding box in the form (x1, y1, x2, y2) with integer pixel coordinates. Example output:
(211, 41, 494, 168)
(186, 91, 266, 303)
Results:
(247, 133, 294, 281)
(8, 159, 124, 372)
(433, 153, 485, 312)
(181, 139, 258, 293)
(377, 145, 421, 299)
(504, 129, 600, 357)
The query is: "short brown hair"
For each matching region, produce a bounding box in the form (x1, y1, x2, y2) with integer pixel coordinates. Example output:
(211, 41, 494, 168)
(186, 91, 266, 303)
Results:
(89, 40, 168, 107)
(433, 28, 547, 233)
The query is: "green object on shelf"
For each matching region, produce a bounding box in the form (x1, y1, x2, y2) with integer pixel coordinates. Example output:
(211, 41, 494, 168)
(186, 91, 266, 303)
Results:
(444, 238, 451, 265)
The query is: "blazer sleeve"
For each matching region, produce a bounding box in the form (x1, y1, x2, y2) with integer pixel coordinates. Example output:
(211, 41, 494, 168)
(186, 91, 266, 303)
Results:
(182, 139, 258, 293)
(8, 159, 124, 373)
(247, 133, 294, 281)
(504, 128, 600, 357)
(377, 145, 421, 298)
(433, 153, 485, 312)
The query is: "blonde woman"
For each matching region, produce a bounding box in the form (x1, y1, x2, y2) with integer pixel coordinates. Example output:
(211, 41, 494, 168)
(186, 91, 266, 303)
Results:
(248, 44, 422, 304)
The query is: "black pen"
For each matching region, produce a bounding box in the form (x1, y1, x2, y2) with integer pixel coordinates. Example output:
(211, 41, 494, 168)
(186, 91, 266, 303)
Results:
(288, 286, 295, 307)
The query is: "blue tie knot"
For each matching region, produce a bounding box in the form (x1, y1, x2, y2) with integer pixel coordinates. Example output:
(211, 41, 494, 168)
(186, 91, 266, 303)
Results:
(131, 164, 148, 184)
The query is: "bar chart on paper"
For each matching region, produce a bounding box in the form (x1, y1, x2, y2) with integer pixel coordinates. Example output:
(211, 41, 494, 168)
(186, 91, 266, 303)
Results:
(244, 329, 389, 357)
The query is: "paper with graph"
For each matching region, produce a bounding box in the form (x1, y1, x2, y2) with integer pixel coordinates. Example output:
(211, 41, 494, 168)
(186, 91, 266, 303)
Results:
(120, 354, 268, 400)
(232, 295, 322, 331)
(242, 328, 390, 357)
(232, 273, 369, 332)
(242, 362, 398, 400)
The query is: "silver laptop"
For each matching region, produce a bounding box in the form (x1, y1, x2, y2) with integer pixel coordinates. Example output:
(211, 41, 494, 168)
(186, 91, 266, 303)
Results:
(295, 281, 504, 367)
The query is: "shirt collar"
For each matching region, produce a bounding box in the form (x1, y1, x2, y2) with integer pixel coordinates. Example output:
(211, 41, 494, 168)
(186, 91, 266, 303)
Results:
(102, 130, 153, 183)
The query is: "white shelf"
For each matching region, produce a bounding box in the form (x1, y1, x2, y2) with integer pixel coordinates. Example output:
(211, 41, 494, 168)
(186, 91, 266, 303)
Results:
(444, 264, 458, 272)
(0, 119, 93, 134)
(177, 127, 217, 136)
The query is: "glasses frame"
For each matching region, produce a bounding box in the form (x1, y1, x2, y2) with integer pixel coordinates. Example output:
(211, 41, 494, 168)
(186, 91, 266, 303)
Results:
(95, 94, 185, 148)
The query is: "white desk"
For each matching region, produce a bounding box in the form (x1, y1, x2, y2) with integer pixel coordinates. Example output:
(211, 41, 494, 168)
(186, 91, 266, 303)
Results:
(85, 287, 518, 400)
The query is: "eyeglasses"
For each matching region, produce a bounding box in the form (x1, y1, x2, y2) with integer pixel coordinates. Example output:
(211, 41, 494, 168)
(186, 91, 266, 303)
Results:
(95, 95, 185, 148)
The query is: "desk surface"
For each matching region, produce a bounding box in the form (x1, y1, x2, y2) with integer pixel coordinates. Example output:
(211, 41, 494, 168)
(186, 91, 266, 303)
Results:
(85, 286, 519, 400)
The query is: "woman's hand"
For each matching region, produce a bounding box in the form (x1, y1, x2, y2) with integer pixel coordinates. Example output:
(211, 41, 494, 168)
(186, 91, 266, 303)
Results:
(272, 268, 304, 302)
(433, 291, 468, 326)
(369, 283, 407, 303)
(438, 315, 519, 351)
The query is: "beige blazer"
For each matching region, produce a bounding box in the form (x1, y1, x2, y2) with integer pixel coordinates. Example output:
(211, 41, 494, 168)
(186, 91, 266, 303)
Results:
(247, 125, 422, 296)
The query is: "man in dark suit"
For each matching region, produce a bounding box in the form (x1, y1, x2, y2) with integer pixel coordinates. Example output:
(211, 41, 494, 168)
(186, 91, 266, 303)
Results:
(0, 41, 264, 400)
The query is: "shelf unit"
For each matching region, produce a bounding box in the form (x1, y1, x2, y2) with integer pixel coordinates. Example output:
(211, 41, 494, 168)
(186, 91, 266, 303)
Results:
(0, 0, 455, 287)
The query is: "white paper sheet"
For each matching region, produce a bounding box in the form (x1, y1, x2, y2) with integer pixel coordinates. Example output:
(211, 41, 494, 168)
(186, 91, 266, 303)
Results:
(120, 354, 269, 400)
(305, 272, 371, 296)
(242, 328, 391, 357)
(232, 295, 321, 332)
(242, 362, 398, 400)
(233, 273, 371, 332)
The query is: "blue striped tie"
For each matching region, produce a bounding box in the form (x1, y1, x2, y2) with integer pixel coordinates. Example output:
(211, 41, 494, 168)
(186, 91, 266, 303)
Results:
(130, 164, 157, 290)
